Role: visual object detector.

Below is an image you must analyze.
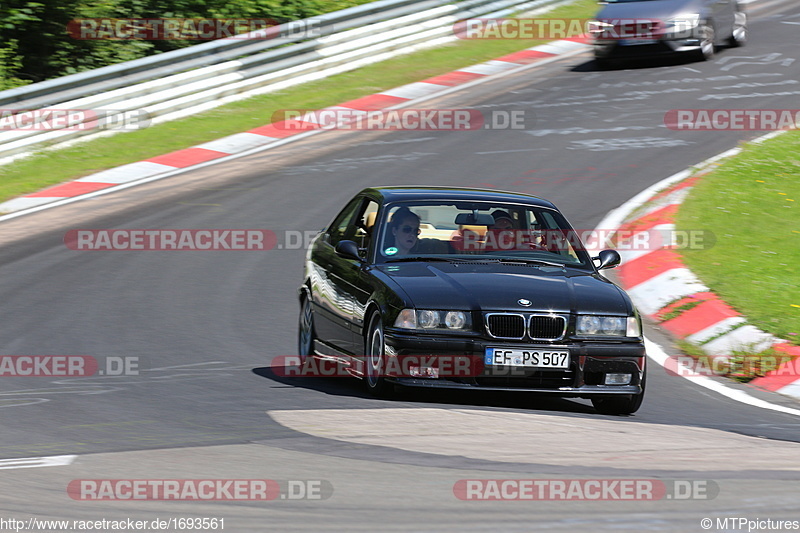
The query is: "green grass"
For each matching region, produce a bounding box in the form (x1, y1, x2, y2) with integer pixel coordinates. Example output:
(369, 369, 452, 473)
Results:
(659, 298, 704, 322)
(676, 130, 800, 344)
(0, 0, 598, 204)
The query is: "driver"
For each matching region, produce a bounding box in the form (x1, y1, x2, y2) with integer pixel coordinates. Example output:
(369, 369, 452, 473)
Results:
(387, 207, 421, 256)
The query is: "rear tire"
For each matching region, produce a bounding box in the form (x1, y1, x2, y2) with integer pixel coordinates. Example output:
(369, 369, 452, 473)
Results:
(591, 371, 646, 415)
(728, 13, 747, 47)
(365, 311, 393, 397)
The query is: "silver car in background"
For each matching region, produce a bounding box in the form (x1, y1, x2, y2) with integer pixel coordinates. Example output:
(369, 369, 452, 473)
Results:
(591, 0, 747, 65)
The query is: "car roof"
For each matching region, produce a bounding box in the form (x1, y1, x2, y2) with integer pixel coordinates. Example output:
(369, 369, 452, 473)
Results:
(361, 186, 559, 210)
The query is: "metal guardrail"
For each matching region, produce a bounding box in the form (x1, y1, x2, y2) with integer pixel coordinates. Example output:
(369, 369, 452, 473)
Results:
(0, 0, 566, 162)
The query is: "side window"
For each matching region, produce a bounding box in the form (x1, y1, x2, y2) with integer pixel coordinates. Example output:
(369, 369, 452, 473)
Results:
(328, 197, 363, 247)
(353, 200, 380, 254)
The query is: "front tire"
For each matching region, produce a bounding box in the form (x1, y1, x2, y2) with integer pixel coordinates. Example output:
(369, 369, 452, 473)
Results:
(365, 311, 393, 397)
(297, 294, 315, 364)
(696, 22, 716, 61)
(591, 371, 646, 415)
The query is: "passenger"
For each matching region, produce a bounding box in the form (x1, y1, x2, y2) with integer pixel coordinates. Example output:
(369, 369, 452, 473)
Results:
(489, 210, 515, 230)
(484, 209, 515, 251)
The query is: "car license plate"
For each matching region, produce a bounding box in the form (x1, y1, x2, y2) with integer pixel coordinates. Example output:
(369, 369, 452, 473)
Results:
(485, 348, 569, 369)
(619, 38, 653, 46)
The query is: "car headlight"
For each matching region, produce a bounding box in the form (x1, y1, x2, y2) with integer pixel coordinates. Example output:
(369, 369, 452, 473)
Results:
(394, 309, 471, 331)
(588, 20, 614, 36)
(578, 315, 602, 334)
(577, 315, 639, 337)
(444, 311, 467, 329)
(394, 309, 417, 329)
(626, 316, 641, 337)
(418, 310, 438, 329)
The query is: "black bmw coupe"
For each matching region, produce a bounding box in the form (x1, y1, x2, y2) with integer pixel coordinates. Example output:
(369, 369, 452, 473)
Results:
(297, 187, 647, 415)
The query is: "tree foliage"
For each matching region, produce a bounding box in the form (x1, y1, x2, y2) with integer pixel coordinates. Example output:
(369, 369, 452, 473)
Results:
(0, 0, 374, 89)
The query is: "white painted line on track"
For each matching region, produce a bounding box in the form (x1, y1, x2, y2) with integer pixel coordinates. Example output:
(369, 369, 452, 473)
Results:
(0, 455, 76, 469)
(646, 338, 800, 417)
(596, 130, 799, 417)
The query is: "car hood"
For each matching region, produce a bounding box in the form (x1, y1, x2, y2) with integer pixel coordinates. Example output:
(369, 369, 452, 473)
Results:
(375, 262, 631, 315)
(595, 0, 701, 21)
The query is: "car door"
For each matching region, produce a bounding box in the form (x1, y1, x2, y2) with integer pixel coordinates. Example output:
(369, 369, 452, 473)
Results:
(348, 199, 381, 349)
(310, 196, 363, 355)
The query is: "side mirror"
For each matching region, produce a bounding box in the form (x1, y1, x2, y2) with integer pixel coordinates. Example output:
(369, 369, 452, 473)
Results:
(594, 249, 621, 270)
(335, 240, 364, 262)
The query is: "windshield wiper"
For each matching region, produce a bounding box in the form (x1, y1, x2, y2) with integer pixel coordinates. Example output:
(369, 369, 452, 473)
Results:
(486, 257, 566, 269)
(384, 256, 567, 268)
(384, 256, 471, 263)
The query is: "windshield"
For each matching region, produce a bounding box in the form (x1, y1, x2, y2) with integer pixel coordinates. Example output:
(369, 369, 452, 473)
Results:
(375, 201, 593, 269)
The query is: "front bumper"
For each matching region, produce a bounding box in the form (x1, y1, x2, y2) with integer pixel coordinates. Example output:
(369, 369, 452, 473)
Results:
(383, 329, 645, 396)
(593, 36, 704, 60)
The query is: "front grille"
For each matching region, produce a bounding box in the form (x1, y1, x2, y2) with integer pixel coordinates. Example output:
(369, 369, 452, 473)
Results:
(529, 315, 567, 341)
(486, 314, 525, 339)
(485, 313, 567, 341)
(611, 19, 660, 37)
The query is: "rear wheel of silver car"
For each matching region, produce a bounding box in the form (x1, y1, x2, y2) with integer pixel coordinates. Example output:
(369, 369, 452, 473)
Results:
(365, 311, 393, 397)
(728, 13, 747, 47)
(297, 295, 315, 364)
(697, 22, 716, 61)
(591, 371, 646, 415)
